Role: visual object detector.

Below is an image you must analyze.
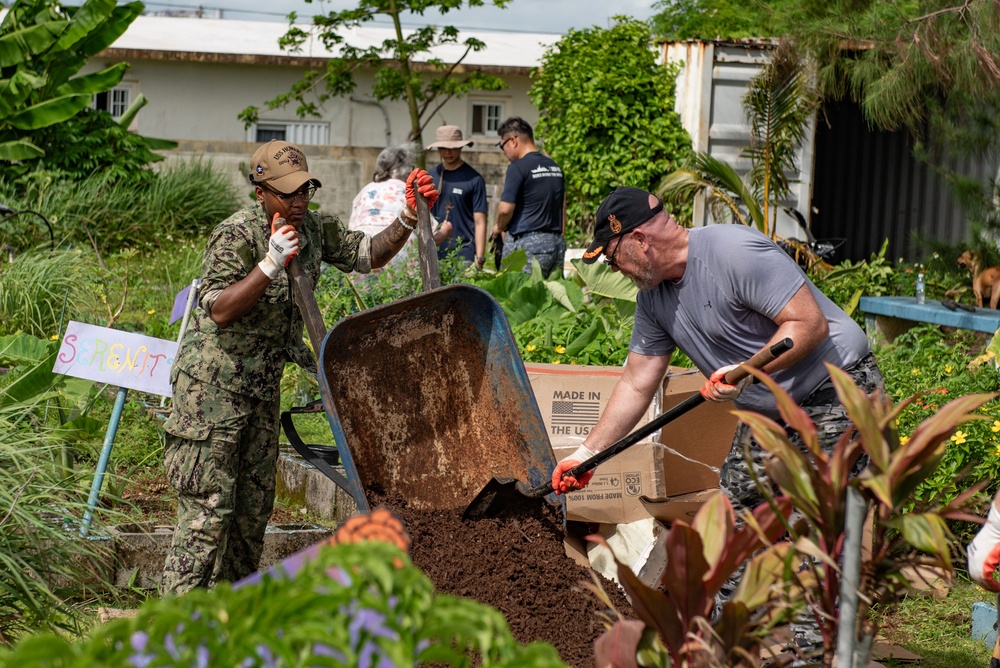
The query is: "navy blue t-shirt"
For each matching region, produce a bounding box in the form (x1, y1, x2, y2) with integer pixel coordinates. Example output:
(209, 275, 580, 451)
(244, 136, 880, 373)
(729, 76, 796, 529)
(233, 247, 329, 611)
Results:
(430, 162, 488, 262)
(500, 152, 564, 237)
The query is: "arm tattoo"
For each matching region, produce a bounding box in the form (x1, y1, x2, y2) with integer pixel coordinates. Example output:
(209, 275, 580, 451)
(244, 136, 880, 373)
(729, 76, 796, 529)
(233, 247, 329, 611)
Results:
(371, 218, 412, 264)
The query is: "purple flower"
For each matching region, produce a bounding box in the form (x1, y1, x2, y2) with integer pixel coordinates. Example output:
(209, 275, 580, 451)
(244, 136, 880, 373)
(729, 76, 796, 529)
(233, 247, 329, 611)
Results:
(313, 643, 347, 662)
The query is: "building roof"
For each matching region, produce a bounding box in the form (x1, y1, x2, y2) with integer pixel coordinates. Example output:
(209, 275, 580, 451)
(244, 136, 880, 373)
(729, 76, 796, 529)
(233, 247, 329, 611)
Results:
(97, 15, 561, 72)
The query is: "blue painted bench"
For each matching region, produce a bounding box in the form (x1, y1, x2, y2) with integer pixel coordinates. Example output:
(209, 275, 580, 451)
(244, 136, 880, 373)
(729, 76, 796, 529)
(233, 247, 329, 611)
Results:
(858, 296, 1000, 343)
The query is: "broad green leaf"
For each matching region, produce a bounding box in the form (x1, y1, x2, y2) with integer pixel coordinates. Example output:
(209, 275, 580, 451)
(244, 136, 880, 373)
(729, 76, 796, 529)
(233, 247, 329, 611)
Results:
(52, 62, 127, 96)
(0, 138, 43, 161)
(542, 279, 576, 312)
(564, 319, 600, 358)
(887, 513, 952, 569)
(0, 333, 56, 365)
(7, 94, 92, 130)
(571, 258, 638, 301)
(55, 0, 118, 52)
(0, 21, 68, 67)
(0, 70, 48, 117)
(733, 543, 793, 610)
(0, 351, 57, 407)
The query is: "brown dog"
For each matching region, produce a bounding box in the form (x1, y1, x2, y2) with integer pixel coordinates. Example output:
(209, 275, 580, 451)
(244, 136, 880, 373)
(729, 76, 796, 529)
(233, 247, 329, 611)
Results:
(957, 250, 1000, 309)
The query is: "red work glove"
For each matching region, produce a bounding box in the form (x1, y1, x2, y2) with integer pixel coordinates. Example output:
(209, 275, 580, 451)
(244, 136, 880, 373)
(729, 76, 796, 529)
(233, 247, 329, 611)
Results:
(700, 364, 752, 402)
(405, 168, 439, 210)
(969, 502, 1000, 592)
(552, 444, 597, 494)
(258, 214, 300, 279)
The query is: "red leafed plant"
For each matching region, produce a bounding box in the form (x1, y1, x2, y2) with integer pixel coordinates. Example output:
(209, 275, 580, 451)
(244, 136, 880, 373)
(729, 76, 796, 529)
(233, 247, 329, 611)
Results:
(586, 365, 993, 667)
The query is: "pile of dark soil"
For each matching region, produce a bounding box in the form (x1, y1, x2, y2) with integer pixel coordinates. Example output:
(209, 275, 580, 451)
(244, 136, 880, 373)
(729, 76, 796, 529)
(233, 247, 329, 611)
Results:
(372, 493, 634, 668)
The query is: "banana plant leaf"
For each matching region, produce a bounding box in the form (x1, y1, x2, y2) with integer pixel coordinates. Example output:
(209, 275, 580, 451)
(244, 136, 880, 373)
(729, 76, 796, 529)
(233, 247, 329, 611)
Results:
(53, 62, 127, 96)
(0, 20, 67, 68)
(0, 138, 44, 161)
(48, 2, 144, 90)
(6, 93, 92, 130)
(0, 70, 49, 117)
(54, 0, 118, 52)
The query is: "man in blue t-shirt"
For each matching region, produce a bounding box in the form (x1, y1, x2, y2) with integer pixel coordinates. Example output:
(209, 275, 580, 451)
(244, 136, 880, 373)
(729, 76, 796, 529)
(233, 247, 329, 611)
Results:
(427, 125, 489, 266)
(492, 117, 566, 277)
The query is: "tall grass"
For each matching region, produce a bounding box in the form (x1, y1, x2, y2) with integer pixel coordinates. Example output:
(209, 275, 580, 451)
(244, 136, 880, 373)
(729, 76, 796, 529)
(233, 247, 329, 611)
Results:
(0, 250, 97, 338)
(0, 396, 118, 645)
(0, 159, 241, 253)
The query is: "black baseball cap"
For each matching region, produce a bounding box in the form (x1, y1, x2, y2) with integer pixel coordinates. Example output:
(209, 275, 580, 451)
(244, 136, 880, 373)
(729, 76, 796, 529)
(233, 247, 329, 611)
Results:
(582, 187, 663, 264)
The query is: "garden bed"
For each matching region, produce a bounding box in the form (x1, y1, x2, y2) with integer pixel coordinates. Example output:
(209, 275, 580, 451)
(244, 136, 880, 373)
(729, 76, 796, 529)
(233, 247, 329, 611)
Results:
(373, 492, 632, 668)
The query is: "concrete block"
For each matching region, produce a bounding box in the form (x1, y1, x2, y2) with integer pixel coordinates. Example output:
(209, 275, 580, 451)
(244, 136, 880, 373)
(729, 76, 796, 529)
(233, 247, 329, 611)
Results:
(972, 601, 998, 650)
(275, 449, 359, 523)
(108, 522, 333, 589)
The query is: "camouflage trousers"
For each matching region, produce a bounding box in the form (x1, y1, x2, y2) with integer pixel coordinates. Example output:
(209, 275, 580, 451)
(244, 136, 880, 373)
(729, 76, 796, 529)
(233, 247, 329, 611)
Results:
(714, 353, 885, 664)
(502, 231, 566, 278)
(161, 371, 280, 596)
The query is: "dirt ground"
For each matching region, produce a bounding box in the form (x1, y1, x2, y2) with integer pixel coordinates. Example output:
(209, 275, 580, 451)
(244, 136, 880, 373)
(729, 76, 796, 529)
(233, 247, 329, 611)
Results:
(373, 492, 633, 668)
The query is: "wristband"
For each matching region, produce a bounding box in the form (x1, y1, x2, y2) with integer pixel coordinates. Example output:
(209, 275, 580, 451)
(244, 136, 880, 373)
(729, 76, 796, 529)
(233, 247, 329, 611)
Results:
(257, 257, 280, 280)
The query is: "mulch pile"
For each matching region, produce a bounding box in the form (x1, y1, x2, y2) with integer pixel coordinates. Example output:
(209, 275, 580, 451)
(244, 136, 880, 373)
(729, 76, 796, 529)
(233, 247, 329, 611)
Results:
(371, 493, 634, 668)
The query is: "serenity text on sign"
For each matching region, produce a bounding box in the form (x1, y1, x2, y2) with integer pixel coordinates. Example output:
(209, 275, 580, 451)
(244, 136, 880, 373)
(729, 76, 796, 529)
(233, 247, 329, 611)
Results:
(52, 321, 177, 397)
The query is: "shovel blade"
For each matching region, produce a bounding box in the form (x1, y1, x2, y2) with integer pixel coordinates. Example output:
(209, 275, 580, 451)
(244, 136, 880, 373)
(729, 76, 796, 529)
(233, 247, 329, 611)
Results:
(462, 476, 545, 520)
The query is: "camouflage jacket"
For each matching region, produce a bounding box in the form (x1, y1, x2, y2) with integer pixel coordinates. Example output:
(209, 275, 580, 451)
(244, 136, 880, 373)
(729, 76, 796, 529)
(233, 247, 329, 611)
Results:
(171, 203, 369, 400)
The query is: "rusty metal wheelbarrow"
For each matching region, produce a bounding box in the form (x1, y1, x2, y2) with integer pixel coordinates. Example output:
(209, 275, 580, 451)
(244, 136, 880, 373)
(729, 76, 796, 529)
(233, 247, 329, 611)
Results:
(283, 283, 556, 516)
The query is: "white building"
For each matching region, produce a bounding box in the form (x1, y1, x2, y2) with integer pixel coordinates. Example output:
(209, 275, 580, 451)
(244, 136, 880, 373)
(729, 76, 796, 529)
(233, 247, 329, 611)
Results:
(86, 14, 561, 218)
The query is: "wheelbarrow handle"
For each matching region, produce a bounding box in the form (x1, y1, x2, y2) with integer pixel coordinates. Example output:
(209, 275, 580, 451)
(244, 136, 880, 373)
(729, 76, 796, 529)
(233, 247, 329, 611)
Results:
(546, 337, 794, 493)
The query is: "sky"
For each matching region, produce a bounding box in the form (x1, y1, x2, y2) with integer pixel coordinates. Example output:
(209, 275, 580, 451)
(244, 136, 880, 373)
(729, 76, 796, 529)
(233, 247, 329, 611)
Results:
(130, 0, 660, 34)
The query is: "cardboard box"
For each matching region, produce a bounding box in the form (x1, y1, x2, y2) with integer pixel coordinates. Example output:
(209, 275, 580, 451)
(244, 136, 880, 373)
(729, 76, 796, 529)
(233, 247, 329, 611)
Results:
(552, 441, 666, 524)
(525, 362, 663, 446)
(539, 365, 740, 524)
(639, 489, 720, 524)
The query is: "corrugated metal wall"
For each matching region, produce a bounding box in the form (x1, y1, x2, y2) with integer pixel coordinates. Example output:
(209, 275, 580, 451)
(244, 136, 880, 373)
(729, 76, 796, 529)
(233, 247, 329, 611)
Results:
(808, 99, 997, 263)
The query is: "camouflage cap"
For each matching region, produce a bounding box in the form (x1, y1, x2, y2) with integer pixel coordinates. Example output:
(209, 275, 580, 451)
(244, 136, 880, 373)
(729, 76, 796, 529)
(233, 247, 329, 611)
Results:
(248, 140, 322, 193)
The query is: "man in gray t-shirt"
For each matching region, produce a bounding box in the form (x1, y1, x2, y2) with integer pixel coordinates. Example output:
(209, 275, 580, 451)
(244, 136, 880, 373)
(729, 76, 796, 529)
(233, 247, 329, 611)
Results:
(557, 186, 884, 664)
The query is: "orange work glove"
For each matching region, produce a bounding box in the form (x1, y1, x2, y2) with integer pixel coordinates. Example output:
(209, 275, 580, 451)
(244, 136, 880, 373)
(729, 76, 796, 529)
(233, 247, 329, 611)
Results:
(968, 502, 1000, 592)
(700, 364, 751, 402)
(551, 444, 597, 494)
(405, 168, 439, 210)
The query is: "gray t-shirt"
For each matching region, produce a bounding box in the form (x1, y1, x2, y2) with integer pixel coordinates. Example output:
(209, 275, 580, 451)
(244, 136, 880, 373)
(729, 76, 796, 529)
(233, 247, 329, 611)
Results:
(630, 224, 870, 418)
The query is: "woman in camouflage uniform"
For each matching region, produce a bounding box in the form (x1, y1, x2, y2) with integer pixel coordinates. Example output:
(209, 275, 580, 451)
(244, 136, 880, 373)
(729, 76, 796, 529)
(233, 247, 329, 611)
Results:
(161, 140, 438, 595)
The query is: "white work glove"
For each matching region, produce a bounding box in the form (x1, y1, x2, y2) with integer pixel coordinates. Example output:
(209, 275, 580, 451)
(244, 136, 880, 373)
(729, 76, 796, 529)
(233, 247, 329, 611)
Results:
(700, 364, 752, 402)
(258, 217, 300, 280)
(968, 502, 1000, 592)
(552, 444, 598, 494)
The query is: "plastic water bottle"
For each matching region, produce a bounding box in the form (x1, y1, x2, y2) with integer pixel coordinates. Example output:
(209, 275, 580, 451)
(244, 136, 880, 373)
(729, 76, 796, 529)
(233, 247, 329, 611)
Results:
(916, 272, 926, 305)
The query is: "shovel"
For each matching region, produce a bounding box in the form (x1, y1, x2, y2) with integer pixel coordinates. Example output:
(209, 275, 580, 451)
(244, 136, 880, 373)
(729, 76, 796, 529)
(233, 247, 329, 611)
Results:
(462, 337, 794, 520)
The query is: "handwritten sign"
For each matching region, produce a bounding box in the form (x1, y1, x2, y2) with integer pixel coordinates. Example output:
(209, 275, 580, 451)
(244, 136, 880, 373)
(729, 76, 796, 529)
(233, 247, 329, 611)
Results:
(52, 321, 177, 397)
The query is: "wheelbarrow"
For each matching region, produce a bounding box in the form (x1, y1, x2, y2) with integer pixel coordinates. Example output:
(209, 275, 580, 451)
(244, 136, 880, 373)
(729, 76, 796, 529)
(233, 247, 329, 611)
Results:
(283, 283, 557, 516)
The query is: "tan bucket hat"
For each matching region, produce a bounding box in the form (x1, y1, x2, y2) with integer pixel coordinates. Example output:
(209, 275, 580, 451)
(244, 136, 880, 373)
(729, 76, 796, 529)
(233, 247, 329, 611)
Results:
(248, 140, 322, 193)
(427, 125, 473, 149)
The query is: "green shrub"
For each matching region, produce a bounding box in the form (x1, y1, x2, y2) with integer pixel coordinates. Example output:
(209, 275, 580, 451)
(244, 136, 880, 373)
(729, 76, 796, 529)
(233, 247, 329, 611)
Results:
(0, 249, 97, 338)
(0, 540, 566, 666)
(0, 336, 119, 645)
(0, 160, 240, 253)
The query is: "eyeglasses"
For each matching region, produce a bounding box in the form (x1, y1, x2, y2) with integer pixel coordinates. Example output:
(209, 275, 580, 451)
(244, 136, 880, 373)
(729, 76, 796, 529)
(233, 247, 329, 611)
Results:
(495, 136, 514, 151)
(262, 184, 318, 203)
(603, 234, 629, 270)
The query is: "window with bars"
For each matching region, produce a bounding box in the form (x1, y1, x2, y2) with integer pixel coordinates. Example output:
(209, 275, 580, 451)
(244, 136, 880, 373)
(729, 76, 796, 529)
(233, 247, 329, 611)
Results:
(471, 102, 504, 135)
(247, 121, 330, 146)
(94, 86, 132, 120)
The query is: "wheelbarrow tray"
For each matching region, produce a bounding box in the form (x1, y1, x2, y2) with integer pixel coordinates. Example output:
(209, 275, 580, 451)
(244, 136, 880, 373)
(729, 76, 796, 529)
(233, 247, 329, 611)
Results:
(316, 284, 555, 515)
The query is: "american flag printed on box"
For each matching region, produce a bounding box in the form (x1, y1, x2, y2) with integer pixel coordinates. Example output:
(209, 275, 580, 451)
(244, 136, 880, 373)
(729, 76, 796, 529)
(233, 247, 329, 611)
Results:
(550, 399, 601, 426)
